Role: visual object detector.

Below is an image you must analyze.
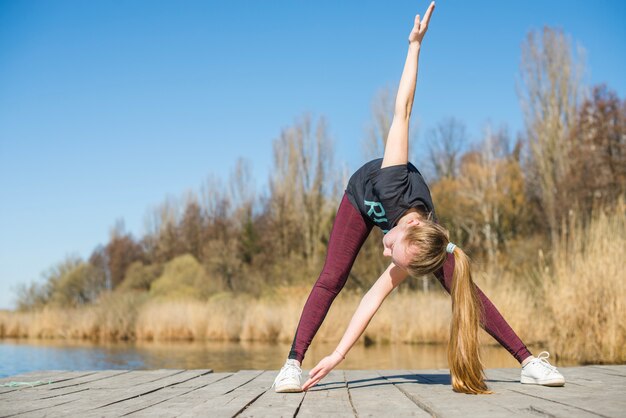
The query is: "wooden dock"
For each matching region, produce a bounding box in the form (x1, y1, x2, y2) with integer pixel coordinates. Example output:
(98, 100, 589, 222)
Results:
(1, 366, 624, 417)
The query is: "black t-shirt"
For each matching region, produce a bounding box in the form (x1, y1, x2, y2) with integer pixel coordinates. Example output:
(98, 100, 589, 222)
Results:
(345, 158, 436, 233)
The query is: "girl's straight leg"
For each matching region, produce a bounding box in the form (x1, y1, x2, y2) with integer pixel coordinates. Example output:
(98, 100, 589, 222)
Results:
(288, 193, 373, 364)
(434, 253, 533, 364)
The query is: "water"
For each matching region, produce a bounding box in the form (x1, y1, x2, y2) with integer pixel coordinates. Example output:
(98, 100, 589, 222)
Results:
(1, 338, 560, 378)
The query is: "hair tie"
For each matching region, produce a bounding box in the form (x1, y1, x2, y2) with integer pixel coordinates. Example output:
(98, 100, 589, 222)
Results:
(446, 242, 456, 253)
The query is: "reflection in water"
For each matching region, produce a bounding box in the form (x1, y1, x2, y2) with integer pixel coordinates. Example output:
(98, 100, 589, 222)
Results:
(1, 338, 567, 378)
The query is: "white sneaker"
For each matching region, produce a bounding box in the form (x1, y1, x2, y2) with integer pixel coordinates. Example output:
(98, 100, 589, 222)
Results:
(521, 352, 565, 386)
(272, 359, 303, 393)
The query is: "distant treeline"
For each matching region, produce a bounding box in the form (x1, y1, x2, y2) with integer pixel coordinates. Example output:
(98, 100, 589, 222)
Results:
(14, 26, 626, 311)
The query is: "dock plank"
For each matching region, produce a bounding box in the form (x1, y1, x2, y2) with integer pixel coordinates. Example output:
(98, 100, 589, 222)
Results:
(236, 373, 305, 418)
(345, 369, 430, 417)
(0, 371, 98, 394)
(539, 365, 624, 383)
(487, 367, 625, 418)
(0, 366, 623, 417)
(178, 370, 275, 417)
(380, 368, 523, 417)
(0, 369, 181, 406)
(486, 368, 617, 417)
(0, 369, 211, 417)
(0, 370, 131, 400)
(588, 365, 626, 377)
(80, 372, 226, 418)
(130, 370, 264, 417)
(297, 370, 355, 418)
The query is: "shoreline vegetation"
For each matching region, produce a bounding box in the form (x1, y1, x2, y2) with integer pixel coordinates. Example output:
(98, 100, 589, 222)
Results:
(2, 208, 624, 364)
(5, 27, 626, 366)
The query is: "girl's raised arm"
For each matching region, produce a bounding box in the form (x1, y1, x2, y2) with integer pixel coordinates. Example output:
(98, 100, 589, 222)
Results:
(381, 1, 435, 168)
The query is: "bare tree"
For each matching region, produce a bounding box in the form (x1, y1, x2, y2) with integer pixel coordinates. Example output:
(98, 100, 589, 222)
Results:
(106, 221, 145, 288)
(268, 114, 336, 271)
(142, 195, 182, 263)
(565, 84, 626, 217)
(459, 124, 510, 266)
(426, 116, 468, 180)
(229, 157, 256, 220)
(363, 86, 395, 160)
(363, 84, 421, 164)
(199, 174, 231, 224)
(517, 26, 586, 244)
(180, 192, 206, 261)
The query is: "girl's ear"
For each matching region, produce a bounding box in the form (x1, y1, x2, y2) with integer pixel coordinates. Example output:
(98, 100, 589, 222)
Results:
(407, 218, 421, 227)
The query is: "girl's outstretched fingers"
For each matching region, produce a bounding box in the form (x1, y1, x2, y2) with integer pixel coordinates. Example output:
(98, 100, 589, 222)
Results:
(301, 353, 343, 391)
(409, 1, 436, 45)
(302, 363, 328, 391)
(301, 375, 321, 391)
(423, 1, 435, 24)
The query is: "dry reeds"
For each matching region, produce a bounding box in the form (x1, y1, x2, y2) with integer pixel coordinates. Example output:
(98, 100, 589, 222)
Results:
(0, 287, 449, 344)
(540, 209, 626, 363)
(1, 209, 624, 364)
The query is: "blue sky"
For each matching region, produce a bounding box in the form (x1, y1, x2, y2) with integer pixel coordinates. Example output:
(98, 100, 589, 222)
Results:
(1, 0, 625, 309)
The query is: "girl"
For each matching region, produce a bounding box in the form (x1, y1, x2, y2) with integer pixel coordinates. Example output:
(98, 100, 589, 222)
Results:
(272, 1, 564, 394)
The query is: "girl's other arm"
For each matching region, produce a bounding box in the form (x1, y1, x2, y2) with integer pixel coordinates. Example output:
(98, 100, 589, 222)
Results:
(382, 1, 435, 169)
(301, 263, 409, 391)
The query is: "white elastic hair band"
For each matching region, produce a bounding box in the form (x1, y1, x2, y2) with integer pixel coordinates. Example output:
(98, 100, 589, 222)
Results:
(446, 242, 456, 253)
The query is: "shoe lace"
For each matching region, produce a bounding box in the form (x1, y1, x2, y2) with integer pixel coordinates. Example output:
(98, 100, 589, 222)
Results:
(535, 351, 558, 374)
(273, 362, 302, 387)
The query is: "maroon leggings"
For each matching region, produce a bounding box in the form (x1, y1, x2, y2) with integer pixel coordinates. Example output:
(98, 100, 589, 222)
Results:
(288, 193, 532, 364)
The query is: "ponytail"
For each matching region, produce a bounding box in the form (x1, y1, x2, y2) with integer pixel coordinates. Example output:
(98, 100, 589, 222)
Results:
(405, 219, 492, 394)
(448, 247, 492, 394)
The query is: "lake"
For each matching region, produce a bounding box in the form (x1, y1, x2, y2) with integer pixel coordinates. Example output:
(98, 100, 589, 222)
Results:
(1, 338, 569, 378)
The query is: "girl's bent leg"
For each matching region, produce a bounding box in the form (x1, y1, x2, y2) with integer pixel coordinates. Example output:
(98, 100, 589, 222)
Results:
(288, 193, 373, 364)
(434, 253, 533, 364)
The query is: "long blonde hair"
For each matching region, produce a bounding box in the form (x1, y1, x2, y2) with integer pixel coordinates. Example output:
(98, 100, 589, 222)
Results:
(404, 217, 492, 395)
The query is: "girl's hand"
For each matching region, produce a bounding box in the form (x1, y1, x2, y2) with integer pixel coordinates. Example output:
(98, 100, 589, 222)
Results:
(408, 1, 436, 45)
(301, 351, 344, 391)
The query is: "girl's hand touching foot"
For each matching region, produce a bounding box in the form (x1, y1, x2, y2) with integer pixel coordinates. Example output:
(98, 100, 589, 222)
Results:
(301, 351, 344, 391)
